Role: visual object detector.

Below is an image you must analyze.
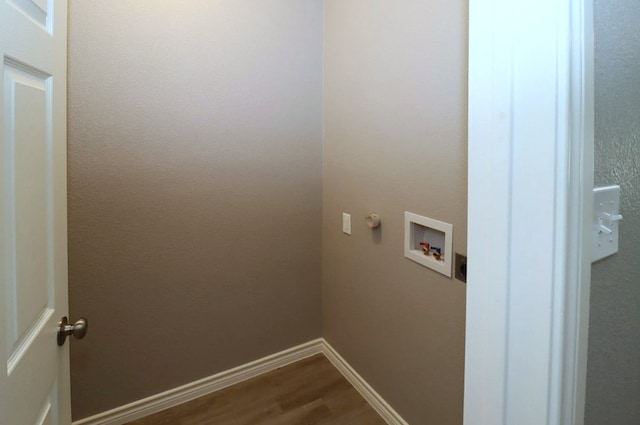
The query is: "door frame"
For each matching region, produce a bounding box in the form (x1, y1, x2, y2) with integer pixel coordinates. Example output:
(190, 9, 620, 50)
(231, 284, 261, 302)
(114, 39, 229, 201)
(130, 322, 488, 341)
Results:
(464, 0, 594, 424)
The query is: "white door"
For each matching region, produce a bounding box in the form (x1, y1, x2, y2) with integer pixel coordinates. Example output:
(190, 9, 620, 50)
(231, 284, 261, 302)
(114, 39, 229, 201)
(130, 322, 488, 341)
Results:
(0, 1, 71, 424)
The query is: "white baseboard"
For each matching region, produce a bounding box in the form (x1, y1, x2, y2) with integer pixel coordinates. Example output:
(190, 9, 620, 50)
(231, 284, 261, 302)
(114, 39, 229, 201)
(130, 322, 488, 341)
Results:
(73, 338, 409, 425)
(72, 339, 324, 425)
(320, 341, 409, 425)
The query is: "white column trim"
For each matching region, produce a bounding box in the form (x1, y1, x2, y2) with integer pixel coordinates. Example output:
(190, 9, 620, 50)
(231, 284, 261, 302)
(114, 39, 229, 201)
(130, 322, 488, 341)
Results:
(464, 0, 591, 424)
(560, 0, 594, 423)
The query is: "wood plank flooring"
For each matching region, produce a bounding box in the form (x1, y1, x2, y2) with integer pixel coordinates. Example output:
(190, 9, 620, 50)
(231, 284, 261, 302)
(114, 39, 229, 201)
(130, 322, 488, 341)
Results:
(125, 354, 387, 425)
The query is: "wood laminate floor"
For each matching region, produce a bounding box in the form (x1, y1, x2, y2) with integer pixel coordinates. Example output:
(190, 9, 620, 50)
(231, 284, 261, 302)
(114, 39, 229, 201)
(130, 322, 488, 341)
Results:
(125, 354, 387, 425)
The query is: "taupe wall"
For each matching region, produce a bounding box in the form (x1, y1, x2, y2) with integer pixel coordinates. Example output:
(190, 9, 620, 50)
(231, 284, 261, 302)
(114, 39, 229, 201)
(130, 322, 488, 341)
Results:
(322, 1, 468, 424)
(69, 1, 468, 422)
(67, 1, 323, 420)
(586, 0, 640, 423)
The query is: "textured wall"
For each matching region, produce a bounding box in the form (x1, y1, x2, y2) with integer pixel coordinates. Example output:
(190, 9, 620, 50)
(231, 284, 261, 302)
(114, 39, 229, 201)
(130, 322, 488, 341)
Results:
(322, 1, 468, 424)
(585, 0, 640, 423)
(67, 1, 323, 420)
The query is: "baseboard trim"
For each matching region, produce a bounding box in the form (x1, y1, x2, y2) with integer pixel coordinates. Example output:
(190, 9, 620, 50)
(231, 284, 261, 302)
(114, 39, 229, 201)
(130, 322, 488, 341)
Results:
(72, 339, 324, 425)
(320, 341, 410, 425)
(73, 338, 409, 425)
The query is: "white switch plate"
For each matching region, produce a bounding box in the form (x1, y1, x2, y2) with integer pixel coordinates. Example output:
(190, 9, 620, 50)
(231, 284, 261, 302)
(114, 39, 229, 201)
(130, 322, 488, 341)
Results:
(592, 185, 622, 262)
(342, 213, 351, 235)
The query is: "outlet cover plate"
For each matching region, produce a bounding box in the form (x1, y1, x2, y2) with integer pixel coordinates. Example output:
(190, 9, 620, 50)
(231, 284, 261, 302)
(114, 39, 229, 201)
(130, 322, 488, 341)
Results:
(455, 253, 467, 283)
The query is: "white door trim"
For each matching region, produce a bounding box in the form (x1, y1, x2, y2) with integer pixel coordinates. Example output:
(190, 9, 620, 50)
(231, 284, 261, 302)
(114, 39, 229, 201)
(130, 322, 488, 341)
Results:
(464, 0, 593, 424)
(560, 1, 594, 424)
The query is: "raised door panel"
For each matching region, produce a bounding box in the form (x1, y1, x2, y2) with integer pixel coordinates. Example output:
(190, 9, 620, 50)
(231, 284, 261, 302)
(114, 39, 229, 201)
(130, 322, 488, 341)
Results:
(0, 1, 69, 424)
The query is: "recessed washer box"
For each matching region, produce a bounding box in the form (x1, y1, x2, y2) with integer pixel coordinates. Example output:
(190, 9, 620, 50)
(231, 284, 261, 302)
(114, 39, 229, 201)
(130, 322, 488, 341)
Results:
(404, 211, 453, 277)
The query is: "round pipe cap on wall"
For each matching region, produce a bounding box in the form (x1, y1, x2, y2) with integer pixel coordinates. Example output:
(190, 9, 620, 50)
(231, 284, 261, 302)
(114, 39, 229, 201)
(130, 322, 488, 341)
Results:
(366, 212, 381, 229)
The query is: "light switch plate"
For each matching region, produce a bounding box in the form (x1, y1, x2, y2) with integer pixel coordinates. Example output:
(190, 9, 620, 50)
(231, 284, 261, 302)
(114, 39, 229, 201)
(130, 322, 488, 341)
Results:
(592, 185, 622, 262)
(342, 213, 351, 235)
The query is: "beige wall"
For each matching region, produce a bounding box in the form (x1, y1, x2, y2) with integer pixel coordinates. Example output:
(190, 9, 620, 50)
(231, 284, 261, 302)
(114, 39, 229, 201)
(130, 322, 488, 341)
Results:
(68, 1, 468, 423)
(322, 1, 468, 424)
(67, 1, 323, 420)
(586, 0, 640, 423)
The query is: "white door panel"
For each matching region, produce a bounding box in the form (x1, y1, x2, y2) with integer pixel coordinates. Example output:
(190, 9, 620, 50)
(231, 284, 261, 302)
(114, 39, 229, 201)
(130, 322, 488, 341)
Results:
(0, 1, 70, 424)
